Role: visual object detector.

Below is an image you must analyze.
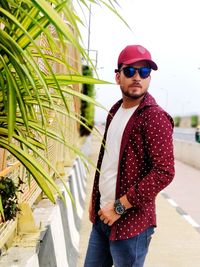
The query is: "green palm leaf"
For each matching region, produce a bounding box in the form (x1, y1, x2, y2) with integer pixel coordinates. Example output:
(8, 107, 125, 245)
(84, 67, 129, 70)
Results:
(0, 138, 57, 203)
(0, 0, 124, 207)
(0, 195, 5, 221)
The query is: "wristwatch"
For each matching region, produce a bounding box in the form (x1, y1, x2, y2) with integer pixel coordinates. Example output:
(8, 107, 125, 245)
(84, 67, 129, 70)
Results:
(114, 199, 126, 215)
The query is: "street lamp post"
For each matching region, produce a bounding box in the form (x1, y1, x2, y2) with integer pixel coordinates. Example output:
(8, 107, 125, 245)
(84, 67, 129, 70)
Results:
(87, 4, 91, 62)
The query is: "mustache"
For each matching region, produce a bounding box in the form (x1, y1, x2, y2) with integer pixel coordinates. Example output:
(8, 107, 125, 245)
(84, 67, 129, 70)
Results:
(128, 82, 142, 88)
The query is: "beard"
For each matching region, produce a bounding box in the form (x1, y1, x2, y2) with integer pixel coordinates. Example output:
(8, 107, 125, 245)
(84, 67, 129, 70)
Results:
(120, 85, 147, 100)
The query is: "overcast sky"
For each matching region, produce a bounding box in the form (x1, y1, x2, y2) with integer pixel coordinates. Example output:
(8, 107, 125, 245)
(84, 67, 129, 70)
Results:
(77, 0, 200, 122)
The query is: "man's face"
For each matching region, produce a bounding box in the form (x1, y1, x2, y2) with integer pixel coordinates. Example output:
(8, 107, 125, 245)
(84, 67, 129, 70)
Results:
(115, 60, 151, 101)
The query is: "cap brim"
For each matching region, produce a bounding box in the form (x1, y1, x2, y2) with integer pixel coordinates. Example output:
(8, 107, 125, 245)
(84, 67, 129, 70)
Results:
(123, 58, 158, 70)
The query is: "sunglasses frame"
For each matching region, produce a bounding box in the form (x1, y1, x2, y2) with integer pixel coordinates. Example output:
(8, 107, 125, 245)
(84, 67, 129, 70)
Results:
(119, 66, 151, 79)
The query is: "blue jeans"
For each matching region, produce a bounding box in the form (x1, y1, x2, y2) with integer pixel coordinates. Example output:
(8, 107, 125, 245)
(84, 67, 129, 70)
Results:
(84, 219, 154, 267)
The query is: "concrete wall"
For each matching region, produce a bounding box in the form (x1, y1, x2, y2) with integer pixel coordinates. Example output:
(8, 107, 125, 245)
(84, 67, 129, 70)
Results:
(0, 156, 87, 267)
(174, 139, 200, 170)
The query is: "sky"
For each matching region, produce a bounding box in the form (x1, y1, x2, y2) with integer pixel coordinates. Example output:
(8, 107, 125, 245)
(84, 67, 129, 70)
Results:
(77, 0, 200, 122)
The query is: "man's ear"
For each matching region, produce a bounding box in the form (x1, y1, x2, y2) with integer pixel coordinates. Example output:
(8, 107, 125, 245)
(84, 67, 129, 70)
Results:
(115, 72, 120, 84)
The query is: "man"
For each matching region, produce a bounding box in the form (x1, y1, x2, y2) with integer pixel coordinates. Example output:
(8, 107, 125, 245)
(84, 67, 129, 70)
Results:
(84, 45, 175, 267)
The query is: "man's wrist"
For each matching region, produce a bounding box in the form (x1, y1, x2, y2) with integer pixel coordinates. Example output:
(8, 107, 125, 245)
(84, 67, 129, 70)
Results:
(119, 195, 133, 209)
(114, 199, 126, 215)
(114, 195, 133, 215)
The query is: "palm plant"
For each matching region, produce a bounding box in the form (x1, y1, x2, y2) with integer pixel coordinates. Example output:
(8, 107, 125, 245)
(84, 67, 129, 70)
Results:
(0, 0, 123, 213)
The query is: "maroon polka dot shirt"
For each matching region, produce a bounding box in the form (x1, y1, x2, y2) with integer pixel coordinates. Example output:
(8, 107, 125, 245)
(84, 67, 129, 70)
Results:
(90, 92, 175, 240)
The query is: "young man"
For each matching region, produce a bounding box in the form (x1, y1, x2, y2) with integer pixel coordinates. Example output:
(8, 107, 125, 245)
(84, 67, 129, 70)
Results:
(84, 45, 175, 267)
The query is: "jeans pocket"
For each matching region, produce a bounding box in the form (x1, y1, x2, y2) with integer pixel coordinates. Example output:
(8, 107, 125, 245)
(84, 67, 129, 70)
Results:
(146, 227, 154, 249)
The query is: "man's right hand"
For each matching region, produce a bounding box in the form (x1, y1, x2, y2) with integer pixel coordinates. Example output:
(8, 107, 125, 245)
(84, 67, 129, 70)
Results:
(88, 196, 93, 222)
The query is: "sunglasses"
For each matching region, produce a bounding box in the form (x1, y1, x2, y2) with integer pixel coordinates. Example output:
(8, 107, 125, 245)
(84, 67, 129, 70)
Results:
(119, 66, 151, 79)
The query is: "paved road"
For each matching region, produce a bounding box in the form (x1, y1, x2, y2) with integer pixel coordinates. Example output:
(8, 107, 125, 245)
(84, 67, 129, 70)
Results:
(174, 127, 197, 142)
(164, 160, 200, 227)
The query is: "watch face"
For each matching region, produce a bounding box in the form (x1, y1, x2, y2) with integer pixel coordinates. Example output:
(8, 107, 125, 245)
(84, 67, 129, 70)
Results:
(114, 200, 126, 215)
(115, 205, 125, 215)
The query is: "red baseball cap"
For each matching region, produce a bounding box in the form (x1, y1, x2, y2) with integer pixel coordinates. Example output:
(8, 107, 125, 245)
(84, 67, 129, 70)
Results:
(117, 45, 158, 70)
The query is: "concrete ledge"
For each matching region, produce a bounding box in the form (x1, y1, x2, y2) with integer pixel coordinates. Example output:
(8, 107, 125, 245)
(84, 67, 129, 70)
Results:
(174, 139, 200, 170)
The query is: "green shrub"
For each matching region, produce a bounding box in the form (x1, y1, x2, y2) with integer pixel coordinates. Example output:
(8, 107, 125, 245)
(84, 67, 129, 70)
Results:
(191, 115, 198, 128)
(173, 116, 181, 127)
(80, 65, 95, 136)
(0, 177, 22, 221)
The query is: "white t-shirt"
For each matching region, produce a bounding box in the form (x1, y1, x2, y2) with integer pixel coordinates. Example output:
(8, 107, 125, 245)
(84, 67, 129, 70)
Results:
(99, 104, 138, 208)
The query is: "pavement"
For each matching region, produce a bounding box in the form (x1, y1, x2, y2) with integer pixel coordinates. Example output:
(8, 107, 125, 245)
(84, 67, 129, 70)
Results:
(77, 131, 200, 267)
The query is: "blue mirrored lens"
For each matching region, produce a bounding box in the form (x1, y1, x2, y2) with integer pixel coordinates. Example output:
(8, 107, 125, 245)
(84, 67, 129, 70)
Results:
(123, 67, 136, 78)
(139, 67, 151, 78)
(122, 67, 151, 79)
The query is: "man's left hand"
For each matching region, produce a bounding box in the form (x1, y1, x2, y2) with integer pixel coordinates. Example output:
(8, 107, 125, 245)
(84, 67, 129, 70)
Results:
(98, 202, 120, 226)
